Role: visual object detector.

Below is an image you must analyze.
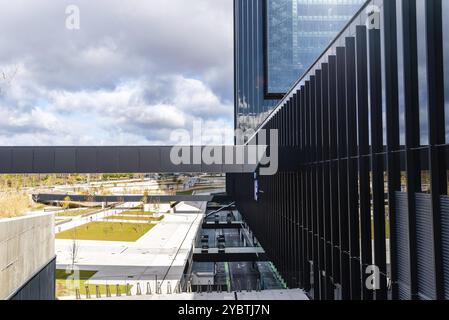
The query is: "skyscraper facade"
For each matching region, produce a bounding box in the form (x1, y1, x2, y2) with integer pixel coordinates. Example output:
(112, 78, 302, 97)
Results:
(230, 0, 449, 300)
(235, 0, 279, 135)
(267, 0, 365, 94)
(235, 0, 365, 133)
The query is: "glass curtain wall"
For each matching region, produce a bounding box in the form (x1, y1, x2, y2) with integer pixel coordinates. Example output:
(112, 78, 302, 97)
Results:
(230, 0, 449, 300)
(266, 0, 366, 94)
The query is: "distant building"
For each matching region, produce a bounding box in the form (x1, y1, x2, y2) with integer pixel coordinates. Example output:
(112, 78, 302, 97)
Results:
(267, 0, 365, 94)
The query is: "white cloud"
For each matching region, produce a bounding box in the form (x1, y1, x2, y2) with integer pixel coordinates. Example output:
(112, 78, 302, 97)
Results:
(0, 65, 233, 145)
(0, 0, 234, 146)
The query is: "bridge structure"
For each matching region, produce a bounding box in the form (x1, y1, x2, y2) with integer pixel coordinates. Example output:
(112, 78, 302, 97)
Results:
(0, 146, 261, 174)
(32, 193, 232, 204)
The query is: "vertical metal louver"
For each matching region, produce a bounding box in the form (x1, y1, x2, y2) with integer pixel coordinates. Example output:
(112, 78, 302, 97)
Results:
(440, 196, 449, 300)
(230, 0, 449, 301)
(415, 193, 436, 300)
(395, 192, 412, 300)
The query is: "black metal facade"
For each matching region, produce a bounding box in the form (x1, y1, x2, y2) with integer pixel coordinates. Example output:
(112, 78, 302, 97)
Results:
(228, 0, 449, 300)
(8, 257, 56, 300)
(234, 0, 280, 132)
(0, 146, 257, 174)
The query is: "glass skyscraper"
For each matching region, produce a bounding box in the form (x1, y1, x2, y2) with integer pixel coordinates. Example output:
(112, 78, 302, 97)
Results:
(267, 0, 365, 94)
(235, 0, 365, 133)
(231, 0, 449, 301)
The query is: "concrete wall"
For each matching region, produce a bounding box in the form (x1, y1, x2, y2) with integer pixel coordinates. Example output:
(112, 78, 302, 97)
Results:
(9, 257, 56, 300)
(0, 213, 55, 300)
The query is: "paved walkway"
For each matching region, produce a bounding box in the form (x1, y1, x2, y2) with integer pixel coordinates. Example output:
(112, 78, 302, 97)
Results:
(54, 202, 136, 233)
(56, 202, 206, 295)
(59, 289, 309, 301)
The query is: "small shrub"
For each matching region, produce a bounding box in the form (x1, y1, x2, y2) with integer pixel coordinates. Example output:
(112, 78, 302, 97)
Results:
(0, 193, 30, 218)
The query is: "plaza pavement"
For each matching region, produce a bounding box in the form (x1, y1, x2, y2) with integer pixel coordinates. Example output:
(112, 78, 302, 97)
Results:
(84, 289, 309, 301)
(56, 201, 206, 297)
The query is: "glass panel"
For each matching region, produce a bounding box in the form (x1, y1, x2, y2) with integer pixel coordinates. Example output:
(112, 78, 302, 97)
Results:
(416, 0, 429, 146)
(266, 0, 365, 94)
(244, 0, 250, 123)
(397, 0, 406, 147)
(444, 0, 449, 141)
(235, 0, 281, 133)
(249, 0, 255, 128)
(377, 0, 387, 147)
(236, 0, 244, 130)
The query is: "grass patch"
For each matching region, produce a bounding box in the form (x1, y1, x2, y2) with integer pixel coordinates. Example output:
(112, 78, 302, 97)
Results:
(56, 269, 129, 297)
(120, 210, 155, 216)
(106, 215, 164, 222)
(56, 208, 99, 217)
(33, 203, 47, 211)
(56, 269, 97, 280)
(55, 221, 154, 242)
(176, 190, 193, 195)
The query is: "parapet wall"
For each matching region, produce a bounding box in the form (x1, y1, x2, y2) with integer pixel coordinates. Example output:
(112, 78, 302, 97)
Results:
(0, 213, 55, 300)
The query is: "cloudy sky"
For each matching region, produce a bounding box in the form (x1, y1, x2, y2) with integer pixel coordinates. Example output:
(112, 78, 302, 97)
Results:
(0, 0, 234, 146)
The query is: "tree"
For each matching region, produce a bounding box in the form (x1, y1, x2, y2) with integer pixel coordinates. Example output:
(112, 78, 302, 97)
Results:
(62, 196, 72, 211)
(141, 190, 149, 206)
(68, 235, 79, 271)
(87, 194, 95, 203)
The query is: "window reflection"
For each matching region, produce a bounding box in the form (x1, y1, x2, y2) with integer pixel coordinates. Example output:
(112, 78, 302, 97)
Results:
(266, 0, 365, 94)
(416, 0, 429, 146)
(235, 0, 281, 133)
(444, 0, 449, 142)
(396, 0, 406, 147)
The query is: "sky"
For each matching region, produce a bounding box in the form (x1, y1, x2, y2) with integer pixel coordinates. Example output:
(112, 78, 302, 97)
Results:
(0, 0, 234, 146)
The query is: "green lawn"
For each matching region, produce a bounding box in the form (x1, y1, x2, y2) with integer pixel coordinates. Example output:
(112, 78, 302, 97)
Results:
(106, 215, 164, 222)
(176, 190, 193, 195)
(120, 210, 155, 216)
(56, 208, 99, 217)
(32, 203, 47, 211)
(56, 270, 129, 298)
(55, 221, 154, 242)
